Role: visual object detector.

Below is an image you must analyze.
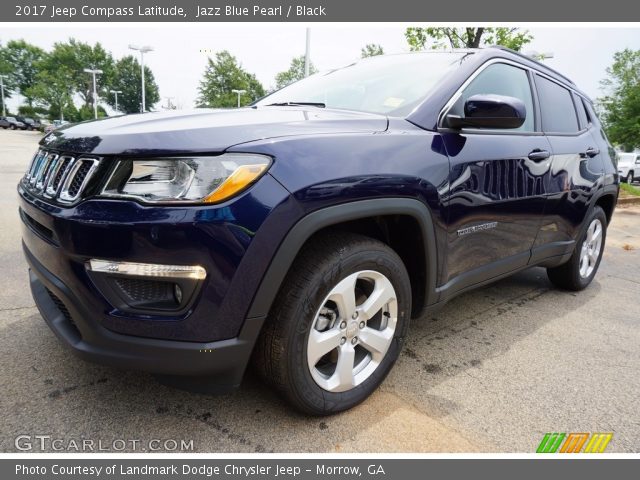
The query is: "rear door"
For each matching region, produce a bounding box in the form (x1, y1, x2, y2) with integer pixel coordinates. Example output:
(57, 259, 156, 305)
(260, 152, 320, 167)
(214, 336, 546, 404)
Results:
(531, 75, 604, 262)
(440, 61, 551, 291)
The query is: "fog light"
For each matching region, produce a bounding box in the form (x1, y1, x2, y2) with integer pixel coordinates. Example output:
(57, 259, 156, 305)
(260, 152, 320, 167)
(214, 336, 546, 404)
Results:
(87, 259, 206, 280)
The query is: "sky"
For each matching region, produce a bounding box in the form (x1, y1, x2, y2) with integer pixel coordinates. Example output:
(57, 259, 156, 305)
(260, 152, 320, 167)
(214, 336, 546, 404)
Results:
(1, 25, 639, 111)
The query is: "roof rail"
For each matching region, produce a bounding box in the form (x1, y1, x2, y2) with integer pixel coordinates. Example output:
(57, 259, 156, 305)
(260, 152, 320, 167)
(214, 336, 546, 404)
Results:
(489, 45, 576, 86)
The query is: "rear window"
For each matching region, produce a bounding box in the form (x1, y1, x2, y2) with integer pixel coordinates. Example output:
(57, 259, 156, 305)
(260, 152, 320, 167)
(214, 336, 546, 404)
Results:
(536, 75, 579, 133)
(573, 94, 590, 130)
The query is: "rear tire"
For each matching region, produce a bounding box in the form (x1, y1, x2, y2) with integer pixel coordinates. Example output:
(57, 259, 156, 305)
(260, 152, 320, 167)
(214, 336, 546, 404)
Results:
(627, 172, 634, 184)
(253, 232, 411, 415)
(547, 206, 607, 291)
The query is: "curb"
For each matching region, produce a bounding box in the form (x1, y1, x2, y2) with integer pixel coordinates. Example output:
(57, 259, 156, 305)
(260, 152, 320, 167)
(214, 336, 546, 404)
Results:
(617, 196, 640, 207)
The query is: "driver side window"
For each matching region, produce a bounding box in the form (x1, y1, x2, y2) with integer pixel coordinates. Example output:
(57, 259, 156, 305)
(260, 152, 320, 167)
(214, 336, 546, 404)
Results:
(449, 63, 535, 132)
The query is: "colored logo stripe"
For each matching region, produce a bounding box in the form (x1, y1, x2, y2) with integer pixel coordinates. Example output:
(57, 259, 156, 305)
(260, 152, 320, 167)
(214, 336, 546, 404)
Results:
(560, 433, 589, 453)
(537, 432, 613, 453)
(584, 433, 613, 453)
(537, 433, 566, 453)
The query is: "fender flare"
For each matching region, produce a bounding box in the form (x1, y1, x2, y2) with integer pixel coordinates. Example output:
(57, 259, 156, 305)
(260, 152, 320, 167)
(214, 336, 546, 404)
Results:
(246, 197, 439, 319)
(590, 184, 619, 222)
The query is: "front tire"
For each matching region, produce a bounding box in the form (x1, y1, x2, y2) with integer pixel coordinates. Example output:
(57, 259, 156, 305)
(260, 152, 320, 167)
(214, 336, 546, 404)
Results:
(254, 233, 411, 415)
(547, 206, 607, 291)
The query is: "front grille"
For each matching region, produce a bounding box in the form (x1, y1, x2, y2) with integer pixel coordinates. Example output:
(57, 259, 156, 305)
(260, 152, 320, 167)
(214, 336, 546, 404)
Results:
(68, 161, 93, 197)
(22, 149, 100, 205)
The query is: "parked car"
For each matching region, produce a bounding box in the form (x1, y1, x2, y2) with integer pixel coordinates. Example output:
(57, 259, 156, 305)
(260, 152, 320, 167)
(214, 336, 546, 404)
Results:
(1, 116, 26, 130)
(44, 119, 68, 134)
(16, 116, 42, 131)
(38, 119, 51, 133)
(617, 152, 640, 184)
(18, 47, 619, 415)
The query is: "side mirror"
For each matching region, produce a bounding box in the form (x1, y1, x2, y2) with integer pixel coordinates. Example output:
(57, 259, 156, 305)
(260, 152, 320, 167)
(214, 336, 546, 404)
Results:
(445, 94, 526, 130)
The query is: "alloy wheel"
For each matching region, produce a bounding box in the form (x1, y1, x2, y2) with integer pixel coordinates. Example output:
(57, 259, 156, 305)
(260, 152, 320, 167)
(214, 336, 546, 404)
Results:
(306, 270, 397, 392)
(579, 218, 603, 278)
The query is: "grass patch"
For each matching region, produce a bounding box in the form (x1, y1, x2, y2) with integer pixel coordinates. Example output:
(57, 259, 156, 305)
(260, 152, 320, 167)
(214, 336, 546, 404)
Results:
(620, 182, 640, 197)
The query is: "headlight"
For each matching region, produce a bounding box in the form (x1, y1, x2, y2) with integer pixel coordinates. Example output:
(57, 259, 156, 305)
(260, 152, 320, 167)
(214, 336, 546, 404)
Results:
(101, 154, 271, 203)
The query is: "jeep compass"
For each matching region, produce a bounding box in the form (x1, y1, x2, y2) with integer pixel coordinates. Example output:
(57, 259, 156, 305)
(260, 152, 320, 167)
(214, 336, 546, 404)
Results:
(18, 47, 619, 415)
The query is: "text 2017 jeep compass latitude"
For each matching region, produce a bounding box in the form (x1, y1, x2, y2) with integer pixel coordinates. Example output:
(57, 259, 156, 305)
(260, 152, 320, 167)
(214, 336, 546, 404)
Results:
(19, 48, 619, 415)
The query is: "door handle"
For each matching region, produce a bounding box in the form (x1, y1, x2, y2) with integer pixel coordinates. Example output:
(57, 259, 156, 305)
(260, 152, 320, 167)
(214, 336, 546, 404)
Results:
(528, 149, 550, 161)
(582, 147, 600, 158)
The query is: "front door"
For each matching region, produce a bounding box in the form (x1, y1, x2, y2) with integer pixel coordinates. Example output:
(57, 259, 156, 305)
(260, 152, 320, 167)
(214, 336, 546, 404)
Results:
(439, 62, 550, 293)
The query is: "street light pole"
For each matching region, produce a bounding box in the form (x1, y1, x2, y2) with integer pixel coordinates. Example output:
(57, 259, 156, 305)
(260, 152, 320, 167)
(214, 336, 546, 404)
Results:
(231, 89, 246, 108)
(129, 45, 154, 112)
(110, 90, 123, 112)
(304, 28, 311, 77)
(83, 68, 103, 119)
(526, 51, 554, 62)
(0, 74, 7, 117)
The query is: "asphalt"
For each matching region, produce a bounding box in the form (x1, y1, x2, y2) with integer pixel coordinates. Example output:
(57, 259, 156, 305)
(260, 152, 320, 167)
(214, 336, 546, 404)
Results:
(0, 129, 638, 453)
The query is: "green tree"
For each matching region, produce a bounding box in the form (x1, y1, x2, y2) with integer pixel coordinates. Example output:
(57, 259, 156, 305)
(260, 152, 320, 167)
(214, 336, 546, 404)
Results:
(17, 104, 48, 118)
(197, 51, 265, 107)
(274, 55, 317, 89)
(361, 44, 384, 58)
(26, 68, 75, 121)
(107, 55, 160, 113)
(405, 27, 532, 52)
(0, 42, 13, 114)
(1, 39, 46, 106)
(599, 49, 640, 151)
(44, 39, 115, 109)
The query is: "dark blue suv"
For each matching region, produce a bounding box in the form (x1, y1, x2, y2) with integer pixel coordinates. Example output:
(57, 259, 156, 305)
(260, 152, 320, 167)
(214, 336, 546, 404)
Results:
(19, 47, 618, 415)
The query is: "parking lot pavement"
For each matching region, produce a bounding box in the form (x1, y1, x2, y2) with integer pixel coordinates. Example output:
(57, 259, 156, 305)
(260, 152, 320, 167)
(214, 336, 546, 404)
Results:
(0, 129, 638, 453)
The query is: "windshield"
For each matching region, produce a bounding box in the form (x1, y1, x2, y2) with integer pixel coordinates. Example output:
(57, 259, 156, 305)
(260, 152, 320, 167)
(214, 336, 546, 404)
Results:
(256, 52, 470, 116)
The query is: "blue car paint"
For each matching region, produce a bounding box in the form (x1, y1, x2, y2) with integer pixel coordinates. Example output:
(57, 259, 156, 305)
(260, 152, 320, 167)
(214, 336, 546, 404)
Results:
(18, 48, 619, 386)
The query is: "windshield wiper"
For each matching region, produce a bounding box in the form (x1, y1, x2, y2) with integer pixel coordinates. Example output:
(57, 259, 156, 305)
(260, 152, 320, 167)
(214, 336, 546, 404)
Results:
(265, 102, 326, 108)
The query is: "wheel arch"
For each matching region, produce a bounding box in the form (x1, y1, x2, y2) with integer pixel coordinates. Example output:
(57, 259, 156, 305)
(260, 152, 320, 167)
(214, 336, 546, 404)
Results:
(246, 198, 439, 321)
(593, 189, 618, 225)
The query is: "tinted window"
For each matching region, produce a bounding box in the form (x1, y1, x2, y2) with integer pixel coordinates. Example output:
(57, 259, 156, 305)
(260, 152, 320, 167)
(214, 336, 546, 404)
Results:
(448, 63, 534, 132)
(536, 75, 579, 133)
(573, 93, 589, 129)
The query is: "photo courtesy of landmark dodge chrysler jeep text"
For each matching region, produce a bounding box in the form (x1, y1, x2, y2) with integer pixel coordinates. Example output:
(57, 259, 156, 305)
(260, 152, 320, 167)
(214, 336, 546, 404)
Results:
(18, 47, 619, 415)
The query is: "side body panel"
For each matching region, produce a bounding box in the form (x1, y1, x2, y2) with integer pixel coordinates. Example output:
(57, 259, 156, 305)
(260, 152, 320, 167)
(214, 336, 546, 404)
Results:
(439, 132, 551, 289)
(229, 120, 452, 314)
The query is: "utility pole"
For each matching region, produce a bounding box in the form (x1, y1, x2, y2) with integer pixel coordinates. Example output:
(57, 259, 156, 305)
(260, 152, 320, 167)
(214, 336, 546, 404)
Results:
(110, 90, 123, 112)
(83, 68, 103, 119)
(231, 89, 246, 108)
(304, 28, 311, 77)
(129, 45, 154, 112)
(0, 74, 7, 117)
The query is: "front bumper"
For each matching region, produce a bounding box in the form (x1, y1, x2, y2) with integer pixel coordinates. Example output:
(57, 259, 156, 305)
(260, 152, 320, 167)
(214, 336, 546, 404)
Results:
(18, 170, 295, 384)
(27, 246, 264, 384)
(18, 173, 290, 342)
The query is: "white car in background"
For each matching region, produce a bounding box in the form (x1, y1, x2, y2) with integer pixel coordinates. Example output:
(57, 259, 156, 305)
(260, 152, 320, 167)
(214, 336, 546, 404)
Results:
(618, 152, 640, 184)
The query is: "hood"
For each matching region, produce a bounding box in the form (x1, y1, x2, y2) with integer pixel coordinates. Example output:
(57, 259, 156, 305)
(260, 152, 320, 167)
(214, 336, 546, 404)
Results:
(40, 107, 388, 156)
